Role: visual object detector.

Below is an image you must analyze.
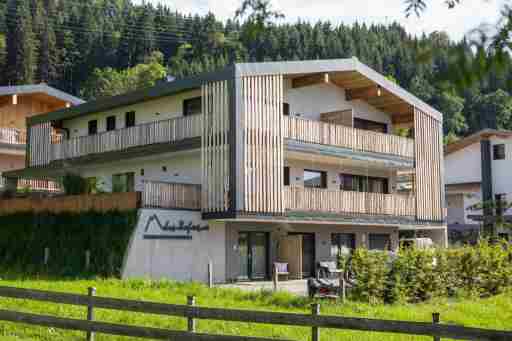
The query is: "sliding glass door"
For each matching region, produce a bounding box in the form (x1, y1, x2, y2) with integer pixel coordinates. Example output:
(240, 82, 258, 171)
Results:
(238, 232, 269, 280)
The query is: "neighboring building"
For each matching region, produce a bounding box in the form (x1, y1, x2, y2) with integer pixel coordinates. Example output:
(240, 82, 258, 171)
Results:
(0, 84, 83, 192)
(445, 129, 512, 242)
(6, 59, 446, 282)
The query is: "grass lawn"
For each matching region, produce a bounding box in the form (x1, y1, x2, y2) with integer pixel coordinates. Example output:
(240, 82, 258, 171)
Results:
(0, 276, 510, 341)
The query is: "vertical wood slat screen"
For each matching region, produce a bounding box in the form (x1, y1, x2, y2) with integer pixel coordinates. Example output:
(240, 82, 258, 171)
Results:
(241, 75, 284, 214)
(414, 108, 443, 221)
(28, 122, 52, 167)
(201, 81, 230, 213)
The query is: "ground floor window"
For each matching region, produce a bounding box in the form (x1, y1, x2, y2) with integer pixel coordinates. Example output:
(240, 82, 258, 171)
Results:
(331, 233, 356, 257)
(112, 172, 134, 193)
(369, 233, 391, 250)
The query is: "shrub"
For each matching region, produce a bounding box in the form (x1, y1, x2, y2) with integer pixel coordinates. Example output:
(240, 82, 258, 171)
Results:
(61, 173, 88, 195)
(350, 248, 390, 304)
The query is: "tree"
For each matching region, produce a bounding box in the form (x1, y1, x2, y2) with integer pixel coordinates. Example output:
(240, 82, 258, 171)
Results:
(36, 0, 58, 83)
(5, 0, 36, 84)
(467, 90, 512, 131)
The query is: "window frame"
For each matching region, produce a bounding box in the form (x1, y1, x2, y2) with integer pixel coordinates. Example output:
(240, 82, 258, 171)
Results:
(183, 97, 202, 116)
(88, 120, 98, 135)
(106, 115, 116, 131)
(284, 166, 290, 186)
(493, 144, 506, 160)
(353, 117, 387, 133)
(303, 169, 327, 189)
(112, 172, 134, 193)
(125, 111, 136, 128)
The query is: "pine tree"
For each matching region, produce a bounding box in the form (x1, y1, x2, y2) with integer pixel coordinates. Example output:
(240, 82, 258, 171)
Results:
(36, 0, 58, 84)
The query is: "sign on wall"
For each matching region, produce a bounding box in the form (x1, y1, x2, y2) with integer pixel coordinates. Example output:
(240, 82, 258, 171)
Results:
(142, 212, 208, 240)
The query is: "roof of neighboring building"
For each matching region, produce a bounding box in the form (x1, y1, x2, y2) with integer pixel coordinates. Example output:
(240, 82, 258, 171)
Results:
(27, 58, 443, 126)
(445, 181, 481, 194)
(0, 84, 84, 106)
(445, 129, 512, 155)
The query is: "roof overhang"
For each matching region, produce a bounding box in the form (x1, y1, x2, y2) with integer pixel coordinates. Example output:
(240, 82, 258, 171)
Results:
(0, 84, 84, 106)
(446, 181, 481, 194)
(445, 129, 512, 155)
(235, 58, 443, 122)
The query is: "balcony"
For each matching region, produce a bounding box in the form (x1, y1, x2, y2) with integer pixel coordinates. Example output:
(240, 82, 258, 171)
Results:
(142, 181, 201, 210)
(283, 186, 415, 217)
(50, 115, 202, 162)
(0, 128, 26, 145)
(0, 173, 60, 192)
(284, 116, 414, 159)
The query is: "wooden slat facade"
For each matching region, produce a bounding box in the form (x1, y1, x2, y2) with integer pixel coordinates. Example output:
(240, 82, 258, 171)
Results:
(241, 75, 284, 214)
(414, 108, 444, 221)
(0, 128, 26, 145)
(284, 116, 414, 158)
(201, 80, 230, 213)
(28, 122, 52, 167)
(284, 186, 415, 217)
(142, 181, 201, 210)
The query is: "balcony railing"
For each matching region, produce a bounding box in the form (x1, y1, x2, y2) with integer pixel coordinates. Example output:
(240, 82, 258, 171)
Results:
(51, 115, 202, 161)
(0, 128, 26, 145)
(284, 116, 414, 158)
(284, 186, 415, 217)
(142, 181, 201, 210)
(0, 174, 60, 192)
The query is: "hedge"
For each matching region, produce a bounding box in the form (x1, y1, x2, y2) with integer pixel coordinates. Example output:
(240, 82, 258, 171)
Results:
(0, 210, 138, 277)
(345, 240, 512, 304)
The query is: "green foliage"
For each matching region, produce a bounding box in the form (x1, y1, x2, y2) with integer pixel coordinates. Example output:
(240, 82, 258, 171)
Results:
(0, 210, 137, 277)
(347, 240, 512, 304)
(61, 173, 88, 195)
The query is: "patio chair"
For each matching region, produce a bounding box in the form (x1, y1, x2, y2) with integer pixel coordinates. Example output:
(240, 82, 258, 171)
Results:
(273, 262, 290, 281)
(317, 261, 343, 279)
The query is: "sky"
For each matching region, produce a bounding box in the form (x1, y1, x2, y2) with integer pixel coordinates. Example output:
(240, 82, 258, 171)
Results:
(138, 0, 506, 41)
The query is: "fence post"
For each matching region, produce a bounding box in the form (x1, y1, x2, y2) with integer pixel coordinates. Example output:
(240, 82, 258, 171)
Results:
(85, 250, 91, 271)
(311, 303, 320, 341)
(44, 247, 49, 265)
(272, 264, 278, 292)
(207, 260, 213, 288)
(187, 296, 196, 333)
(86, 287, 96, 341)
(432, 312, 440, 341)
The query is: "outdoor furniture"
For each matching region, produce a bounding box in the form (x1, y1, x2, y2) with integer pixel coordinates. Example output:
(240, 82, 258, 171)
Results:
(316, 261, 343, 279)
(273, 262, 290, 281)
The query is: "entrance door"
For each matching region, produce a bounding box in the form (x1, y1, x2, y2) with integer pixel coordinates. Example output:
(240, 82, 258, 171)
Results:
(289, 233, 316, 278)
(238, 232, 269, 280)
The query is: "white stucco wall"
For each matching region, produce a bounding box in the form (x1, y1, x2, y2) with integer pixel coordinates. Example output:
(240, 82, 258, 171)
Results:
(76, 151, 201, 192)
(491, 137, 512, 206)
(63, 89, 201, 139)
(446, 192, 482, 226)
(444, 143, 482, 185)
(284, 80, 392, 132)
(122, 209, 226, 283)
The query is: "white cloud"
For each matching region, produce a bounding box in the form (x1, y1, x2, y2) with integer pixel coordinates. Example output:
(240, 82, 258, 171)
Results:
(139, 0, 505, 41)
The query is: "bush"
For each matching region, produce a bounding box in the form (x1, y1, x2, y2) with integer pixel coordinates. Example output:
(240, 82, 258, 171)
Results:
(61, 173, 88, 195)
(345, 240, 512, 304)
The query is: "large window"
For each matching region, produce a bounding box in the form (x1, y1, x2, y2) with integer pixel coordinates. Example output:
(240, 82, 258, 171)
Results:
(353, 118, 387, 133)
(88, 120, 97, 135)
(106, 116, 116, 131)
(493, 144, 505, 160)
(369, 234, 391, 250)
(125, 111, 136, 127)
(303, 170, 327, 188)
(112, 172, 134, 193)
(339, 174, 389, 194)
(331, 233, 356, 257)
(183, 97, 202, 116)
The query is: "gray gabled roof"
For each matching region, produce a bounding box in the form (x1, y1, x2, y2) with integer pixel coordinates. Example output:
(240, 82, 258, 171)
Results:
(0, 84, 84, 105)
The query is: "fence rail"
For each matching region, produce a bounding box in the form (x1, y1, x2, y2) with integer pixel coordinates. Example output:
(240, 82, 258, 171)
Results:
(284, 186, 416, 217)
(284, 116, 414, 158)
(50, 115, 202, 161)
(0, 286, 509, 341)
(142, 181, 201, 210)
(0, 127, 26, 145)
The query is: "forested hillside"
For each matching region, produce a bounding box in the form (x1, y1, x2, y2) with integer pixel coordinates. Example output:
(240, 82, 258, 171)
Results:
(2, 0, 512, 141)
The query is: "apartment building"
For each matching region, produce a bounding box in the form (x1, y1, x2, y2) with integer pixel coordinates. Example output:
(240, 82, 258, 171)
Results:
(6, 59, 446, 282)
(0, 84, 83, 192)
(445, 129, 512, 241)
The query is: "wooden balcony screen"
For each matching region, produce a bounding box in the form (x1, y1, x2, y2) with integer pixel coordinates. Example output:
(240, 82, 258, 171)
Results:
(201, 80, 230, 213)
(284, 186, 416, 217)
(284, 116, 414, 158)
(240, 74, 284, 214)
(28, 122, 52, 167)
(51, 115, 202, 161)
(142, 181, 201, 210)
(0, 128, 26, 145)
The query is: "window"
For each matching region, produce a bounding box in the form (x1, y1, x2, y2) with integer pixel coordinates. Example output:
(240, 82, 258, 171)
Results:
(106, 116, 116, 131)
(183, 97, 202, 116)
(353, 118, 387, 133)
(125, 111, 136, 127)
(339, 174, 389, 194)
(284, 166, 290, 186)
(88, 120, 97, 135)
(331, 233, 356, 257)
(283, 103, 290, 116)
(369, 234, 391, 251)
(303, 170, 327, 188)
(493, 144, 505, 160)
(112, 172, 134, 193)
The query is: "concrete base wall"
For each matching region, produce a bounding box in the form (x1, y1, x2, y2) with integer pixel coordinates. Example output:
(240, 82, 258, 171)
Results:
(122, 209, 226, 283)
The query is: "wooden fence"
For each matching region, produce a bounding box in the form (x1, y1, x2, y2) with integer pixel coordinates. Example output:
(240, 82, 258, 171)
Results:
(0, 286, 509, 341)
(284, 186, 416, 217)
(142, 181, 201, 210)
(50, 115, 202, 161)
(0, 192, 141, 214)
(284, 116, 414, 158)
